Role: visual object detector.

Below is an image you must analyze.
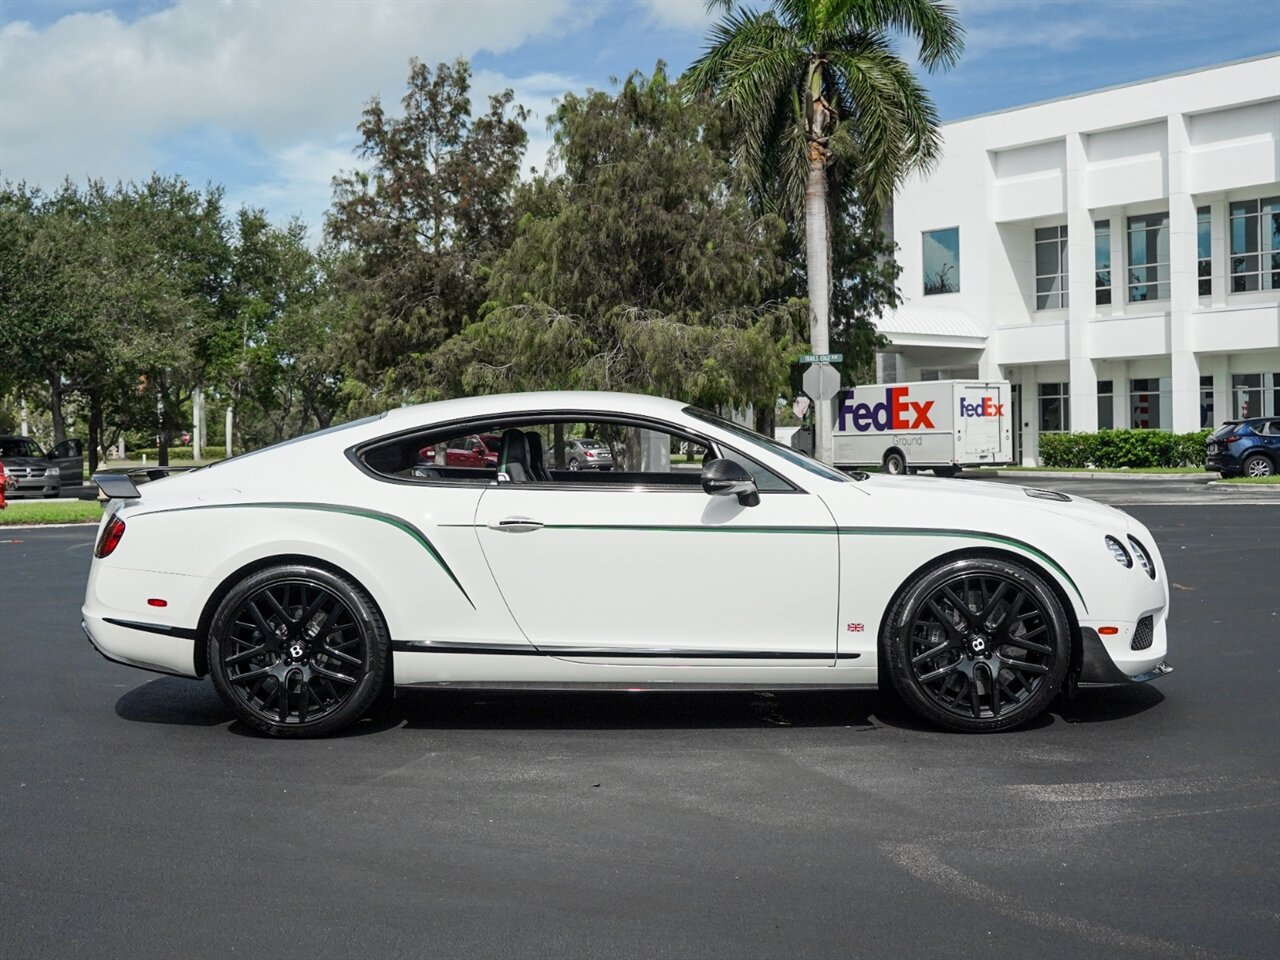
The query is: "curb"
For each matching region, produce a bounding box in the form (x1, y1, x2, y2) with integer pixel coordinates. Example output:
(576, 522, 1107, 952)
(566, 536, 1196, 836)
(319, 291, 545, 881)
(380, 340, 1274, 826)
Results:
(1206, 481, 1280, 493)
(0, 521, 99, 530)
(976, 470, 1212, 483)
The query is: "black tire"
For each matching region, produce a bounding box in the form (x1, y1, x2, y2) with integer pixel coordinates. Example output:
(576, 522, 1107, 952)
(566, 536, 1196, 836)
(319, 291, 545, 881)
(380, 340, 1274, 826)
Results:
(883, 557, 1070, 732)
(1242, 453, 1274, 478)
(884, 450, 907, 475)
(568, 458, 580, 471)
(208, 564, 389, 738)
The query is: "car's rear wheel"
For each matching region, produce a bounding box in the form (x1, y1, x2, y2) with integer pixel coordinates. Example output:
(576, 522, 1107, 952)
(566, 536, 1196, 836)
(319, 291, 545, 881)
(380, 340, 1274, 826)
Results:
(1243, 453, 1274, 477)
(208, 564, 389, 738)
(884, 557, 1070, 732)
(884, 450, 907, 475)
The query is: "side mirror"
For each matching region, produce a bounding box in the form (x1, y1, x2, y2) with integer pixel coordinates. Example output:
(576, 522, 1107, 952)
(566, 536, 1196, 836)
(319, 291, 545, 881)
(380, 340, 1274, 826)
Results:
(701, 458, 760, 507)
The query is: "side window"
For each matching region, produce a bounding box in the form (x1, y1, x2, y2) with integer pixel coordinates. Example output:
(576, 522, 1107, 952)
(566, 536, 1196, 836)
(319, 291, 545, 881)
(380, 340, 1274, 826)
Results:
(360, 427, 499, 484)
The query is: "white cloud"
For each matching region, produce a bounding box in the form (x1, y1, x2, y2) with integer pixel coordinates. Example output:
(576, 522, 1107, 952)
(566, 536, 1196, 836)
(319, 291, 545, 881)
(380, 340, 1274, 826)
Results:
(0, 0, 580, 192)
(642, 0, 715, 31)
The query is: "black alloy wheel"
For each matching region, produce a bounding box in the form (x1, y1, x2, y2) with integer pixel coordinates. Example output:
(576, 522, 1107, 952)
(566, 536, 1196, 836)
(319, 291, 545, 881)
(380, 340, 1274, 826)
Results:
(884, 450, 907, 475)
(208, 564, 389, 737)
(884, 557, 1070, 732)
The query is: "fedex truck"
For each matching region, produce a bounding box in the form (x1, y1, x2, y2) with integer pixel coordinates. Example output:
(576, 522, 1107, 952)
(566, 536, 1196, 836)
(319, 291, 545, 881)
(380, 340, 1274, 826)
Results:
(831, 380, 1014, 476)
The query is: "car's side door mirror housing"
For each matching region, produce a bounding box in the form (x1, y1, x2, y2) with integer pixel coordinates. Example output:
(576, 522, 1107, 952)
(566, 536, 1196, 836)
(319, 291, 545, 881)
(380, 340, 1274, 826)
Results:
(701, 458, 760, 507)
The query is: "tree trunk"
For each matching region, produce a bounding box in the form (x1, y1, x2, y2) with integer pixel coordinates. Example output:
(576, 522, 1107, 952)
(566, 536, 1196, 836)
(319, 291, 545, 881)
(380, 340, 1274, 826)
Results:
(47, 365, 66, 445)
(87, 391, 103, 473)
(806, 149, 833, 463)
(156, 387, 169, 467)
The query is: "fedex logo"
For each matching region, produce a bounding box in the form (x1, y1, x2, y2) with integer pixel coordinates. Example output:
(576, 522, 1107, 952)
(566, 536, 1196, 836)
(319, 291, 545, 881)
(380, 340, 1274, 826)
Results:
(838, 387, 935, 432)
(960, 396, 1005, 418)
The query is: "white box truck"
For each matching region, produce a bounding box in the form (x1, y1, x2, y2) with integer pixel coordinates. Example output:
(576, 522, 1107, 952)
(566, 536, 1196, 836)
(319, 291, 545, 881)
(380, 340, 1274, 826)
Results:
(831, 380, 1014, 476)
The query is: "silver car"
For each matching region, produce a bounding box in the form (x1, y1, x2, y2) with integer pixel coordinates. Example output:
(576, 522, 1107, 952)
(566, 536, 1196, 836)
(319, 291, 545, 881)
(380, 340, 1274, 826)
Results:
(556, 438, 614, 471)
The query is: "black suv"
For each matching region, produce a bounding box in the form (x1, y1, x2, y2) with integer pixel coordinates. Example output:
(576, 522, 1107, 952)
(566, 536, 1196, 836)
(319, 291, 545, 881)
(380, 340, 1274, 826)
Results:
(1205, 418, 1280, 477)
(0, 436, 85, 498)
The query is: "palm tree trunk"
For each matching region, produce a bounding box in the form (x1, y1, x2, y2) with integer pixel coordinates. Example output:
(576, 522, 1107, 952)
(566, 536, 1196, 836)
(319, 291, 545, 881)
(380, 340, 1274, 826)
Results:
(805, 145, 833, 463)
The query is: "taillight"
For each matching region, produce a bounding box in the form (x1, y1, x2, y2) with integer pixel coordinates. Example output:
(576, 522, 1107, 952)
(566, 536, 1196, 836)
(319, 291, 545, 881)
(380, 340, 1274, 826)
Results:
(584, 450, 595, 458)
(1219, 435, 1240, 444)
(95, 515, 126, 558)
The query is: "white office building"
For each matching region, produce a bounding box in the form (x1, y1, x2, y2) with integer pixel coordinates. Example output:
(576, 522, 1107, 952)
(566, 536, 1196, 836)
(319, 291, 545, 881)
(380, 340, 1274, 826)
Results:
(876, 54, 1280, 463)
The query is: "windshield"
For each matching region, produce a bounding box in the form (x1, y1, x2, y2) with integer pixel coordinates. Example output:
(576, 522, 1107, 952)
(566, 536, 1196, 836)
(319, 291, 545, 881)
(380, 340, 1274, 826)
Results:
(1210, 421, 1243, 438)
(0, 438, 44, 458)
(683, 407, 854, 483)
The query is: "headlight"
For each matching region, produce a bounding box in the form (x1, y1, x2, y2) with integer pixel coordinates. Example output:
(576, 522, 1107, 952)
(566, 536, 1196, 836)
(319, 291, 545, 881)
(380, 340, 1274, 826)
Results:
(1105, 536, 1132, 567)
(46, 466, 60, 477)
(1128, 536, 1155, 579)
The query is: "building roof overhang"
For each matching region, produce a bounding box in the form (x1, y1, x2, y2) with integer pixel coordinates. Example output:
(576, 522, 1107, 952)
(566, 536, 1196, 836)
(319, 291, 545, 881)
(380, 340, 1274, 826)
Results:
(873, 304, 988, 349)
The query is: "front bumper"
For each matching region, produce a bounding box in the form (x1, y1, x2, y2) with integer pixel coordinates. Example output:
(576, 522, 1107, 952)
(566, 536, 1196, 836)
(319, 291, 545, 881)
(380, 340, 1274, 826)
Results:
(1077, 626, 1172, 687)
(8, 478, 59, 498)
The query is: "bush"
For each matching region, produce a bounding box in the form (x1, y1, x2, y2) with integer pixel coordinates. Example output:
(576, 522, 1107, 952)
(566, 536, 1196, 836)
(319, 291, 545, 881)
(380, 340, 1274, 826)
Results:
(1038, 429, 1210, 468)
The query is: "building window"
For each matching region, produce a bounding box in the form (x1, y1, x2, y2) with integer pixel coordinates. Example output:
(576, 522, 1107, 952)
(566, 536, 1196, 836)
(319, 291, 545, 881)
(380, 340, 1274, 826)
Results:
(1197, 206, 1211, 297)
(1039, 382, 1069, 433)
(1229, 197, 1280, 292)
(1200, 375, 1214, 429)
(923, 228, 960, 295)
(1127, 213, 1170, 302)
(1232, 373, 1280, 418)
(1130, 377, 1172, 430)
(1097, 380, 1114, 430)
(1095, 220, 1111, 306)
(1035, 225, 1068, 309)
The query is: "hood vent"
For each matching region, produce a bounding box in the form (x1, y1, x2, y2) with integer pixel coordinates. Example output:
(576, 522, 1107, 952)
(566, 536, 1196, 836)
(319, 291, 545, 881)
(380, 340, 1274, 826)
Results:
(1024, 487, 1072, 503)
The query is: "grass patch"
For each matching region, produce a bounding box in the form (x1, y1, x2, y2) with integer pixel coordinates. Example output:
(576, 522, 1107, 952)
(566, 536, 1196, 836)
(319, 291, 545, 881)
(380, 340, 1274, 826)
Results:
(1, 500, 105, 525)
(1216, 475, 1280, 484)
(998, 466, 1204, 474)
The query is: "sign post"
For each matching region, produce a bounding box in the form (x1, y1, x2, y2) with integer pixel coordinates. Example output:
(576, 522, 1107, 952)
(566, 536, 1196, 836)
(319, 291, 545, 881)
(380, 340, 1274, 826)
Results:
(801, 361, 842, 464)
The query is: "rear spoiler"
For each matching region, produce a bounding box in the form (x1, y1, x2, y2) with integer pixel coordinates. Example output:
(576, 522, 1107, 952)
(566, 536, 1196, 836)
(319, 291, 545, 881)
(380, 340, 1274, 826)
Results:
(93, 465, 196, 501)
(93, 473, 142, 500)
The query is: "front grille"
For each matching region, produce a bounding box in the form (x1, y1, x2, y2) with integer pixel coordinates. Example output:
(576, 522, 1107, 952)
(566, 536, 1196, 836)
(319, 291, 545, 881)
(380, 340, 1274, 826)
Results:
(1131, 615, 1154, 651)
(6, 466, 45, 479)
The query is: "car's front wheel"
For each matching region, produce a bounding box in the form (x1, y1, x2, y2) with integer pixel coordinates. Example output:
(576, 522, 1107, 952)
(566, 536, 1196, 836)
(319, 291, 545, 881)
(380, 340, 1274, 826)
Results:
(883, 557, 1070, 732)
(208, 564, 389, 737)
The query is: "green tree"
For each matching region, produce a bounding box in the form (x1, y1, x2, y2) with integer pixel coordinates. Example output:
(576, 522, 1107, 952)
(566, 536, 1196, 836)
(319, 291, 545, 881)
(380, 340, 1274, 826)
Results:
(439, 64, 806, 415)
(685, 0, 962, 456)
(327, 58, 529, 411)
(0, 183, 101, 446)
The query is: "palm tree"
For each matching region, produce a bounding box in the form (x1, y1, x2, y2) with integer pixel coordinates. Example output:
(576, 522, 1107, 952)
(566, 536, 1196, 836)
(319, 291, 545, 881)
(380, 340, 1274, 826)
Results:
(685, 0, 963, 460)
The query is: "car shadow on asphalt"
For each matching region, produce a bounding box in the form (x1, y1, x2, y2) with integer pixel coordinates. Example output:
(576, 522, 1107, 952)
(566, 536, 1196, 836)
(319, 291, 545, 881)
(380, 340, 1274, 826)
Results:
(1052, 683, 1166, 723)
(115, 678, 1165, 737)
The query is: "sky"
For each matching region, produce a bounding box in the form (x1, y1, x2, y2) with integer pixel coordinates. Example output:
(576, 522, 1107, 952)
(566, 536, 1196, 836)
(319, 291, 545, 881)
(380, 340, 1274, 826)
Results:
(2, 0, 1278, 241)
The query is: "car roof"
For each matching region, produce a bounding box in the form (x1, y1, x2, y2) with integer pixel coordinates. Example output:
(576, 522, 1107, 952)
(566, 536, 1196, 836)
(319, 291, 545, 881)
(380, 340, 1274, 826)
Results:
(377, 391, 688, 431)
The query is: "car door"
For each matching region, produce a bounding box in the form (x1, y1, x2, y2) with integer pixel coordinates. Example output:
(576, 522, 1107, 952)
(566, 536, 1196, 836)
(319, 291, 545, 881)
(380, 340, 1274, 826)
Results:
(473, 452, 840, 662)
(48, 439, 84, 488)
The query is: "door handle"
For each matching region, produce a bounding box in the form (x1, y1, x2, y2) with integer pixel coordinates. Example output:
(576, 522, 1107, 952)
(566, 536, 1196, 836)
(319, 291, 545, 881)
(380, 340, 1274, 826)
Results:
(488, 516, 544, 533)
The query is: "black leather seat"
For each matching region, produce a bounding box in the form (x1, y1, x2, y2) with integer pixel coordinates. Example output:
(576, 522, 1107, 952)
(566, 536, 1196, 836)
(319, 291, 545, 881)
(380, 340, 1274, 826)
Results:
(498, 428, 533, 482)
(524, 431, 552, 481)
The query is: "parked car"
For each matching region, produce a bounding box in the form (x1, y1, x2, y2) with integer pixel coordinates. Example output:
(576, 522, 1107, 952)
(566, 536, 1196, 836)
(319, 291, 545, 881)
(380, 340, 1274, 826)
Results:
(0, 436, 84, 498)
(418, 434, 491, 468)
(1205, 418, 1280, 477)
(556, 437, 614, 470)
(83, 391, 1170, 738)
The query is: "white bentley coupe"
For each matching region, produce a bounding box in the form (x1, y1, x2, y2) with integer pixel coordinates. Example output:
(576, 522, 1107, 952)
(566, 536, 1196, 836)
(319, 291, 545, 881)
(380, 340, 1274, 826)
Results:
(83, 392, 1171, 737)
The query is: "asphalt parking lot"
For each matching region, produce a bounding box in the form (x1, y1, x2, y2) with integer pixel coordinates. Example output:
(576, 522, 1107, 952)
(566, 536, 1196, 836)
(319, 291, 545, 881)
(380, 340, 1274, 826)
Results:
(1, 497, 1278, 959)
